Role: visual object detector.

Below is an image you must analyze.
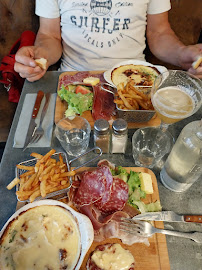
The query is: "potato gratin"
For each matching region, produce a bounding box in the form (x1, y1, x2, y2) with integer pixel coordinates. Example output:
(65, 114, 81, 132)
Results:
(0, 205, 81, 270)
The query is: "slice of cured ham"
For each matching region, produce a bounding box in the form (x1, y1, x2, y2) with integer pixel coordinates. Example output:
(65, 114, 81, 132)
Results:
(92, 84, 115, 121)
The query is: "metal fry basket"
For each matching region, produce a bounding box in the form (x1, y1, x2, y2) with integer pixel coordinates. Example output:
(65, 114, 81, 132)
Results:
(16, 152, 72, 202)
(116, 106, 155, 123)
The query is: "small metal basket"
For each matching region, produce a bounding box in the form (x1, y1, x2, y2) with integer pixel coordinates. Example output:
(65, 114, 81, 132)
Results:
(101, 83, 155, 123)
(16, 147, 102, 202)
(16, 152, 72, 202)
(116, 106, 155, 123)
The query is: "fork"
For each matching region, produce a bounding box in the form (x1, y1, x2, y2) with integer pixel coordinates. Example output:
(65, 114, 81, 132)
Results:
(120, 218, 202, 243)
(26, 93, 51, 146)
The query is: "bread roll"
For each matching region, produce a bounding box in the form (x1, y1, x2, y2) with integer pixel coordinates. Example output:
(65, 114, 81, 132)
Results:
(35, 58, 47, 70)
(192, 56, 202, 69)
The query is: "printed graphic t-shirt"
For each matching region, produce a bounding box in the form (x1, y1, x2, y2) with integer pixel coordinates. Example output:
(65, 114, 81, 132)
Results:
(36, 0, 171, 71)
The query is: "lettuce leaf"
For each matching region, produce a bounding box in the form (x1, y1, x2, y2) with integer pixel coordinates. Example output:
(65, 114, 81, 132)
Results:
(111, 166, 161, 213)
(58, 85, 93, 116)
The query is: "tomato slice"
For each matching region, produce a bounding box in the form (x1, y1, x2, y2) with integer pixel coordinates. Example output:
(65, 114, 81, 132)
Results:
(75, 85, 91, 94)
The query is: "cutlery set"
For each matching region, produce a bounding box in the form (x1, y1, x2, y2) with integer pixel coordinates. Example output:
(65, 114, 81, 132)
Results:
(23, 91, 51, 151)
(119, 211, 202, 242)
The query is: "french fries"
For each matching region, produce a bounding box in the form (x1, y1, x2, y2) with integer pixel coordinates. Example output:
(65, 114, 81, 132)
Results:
(7, 149, 76, 203)
(114, 80, 154, 111)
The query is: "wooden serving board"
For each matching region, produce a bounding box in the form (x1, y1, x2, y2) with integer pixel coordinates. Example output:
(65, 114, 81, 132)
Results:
(55, 71, 161, 129)
(75, 167, 170, 270)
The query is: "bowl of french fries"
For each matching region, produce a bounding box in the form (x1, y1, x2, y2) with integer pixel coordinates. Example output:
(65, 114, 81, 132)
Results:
(114, 80, 155, 123)
(7, 149, 76, 203)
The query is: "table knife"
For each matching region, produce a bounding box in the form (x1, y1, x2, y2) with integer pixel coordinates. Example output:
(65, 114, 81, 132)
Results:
(132, 211, 202, 223)
(23, 90, 44, 151)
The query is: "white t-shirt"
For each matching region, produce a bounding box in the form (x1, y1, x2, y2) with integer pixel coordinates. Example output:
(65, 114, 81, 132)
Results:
(35, 0, 171, 71)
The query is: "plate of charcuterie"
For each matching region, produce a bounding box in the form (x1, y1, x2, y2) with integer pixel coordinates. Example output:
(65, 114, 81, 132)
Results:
(68, 160, 170, 270)
(55, 70, 161, 128)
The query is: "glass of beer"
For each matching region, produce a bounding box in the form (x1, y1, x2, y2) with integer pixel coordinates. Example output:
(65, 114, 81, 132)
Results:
(151, 70, 202, 131)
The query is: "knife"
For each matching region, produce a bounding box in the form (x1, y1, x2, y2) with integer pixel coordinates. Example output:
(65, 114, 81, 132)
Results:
(132, 211, 202, 223)
(23, 90, 44, 151)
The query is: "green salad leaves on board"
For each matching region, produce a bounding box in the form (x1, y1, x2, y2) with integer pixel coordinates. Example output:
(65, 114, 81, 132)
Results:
(58, 84, 93, 117)
(111, 166, 162, 213)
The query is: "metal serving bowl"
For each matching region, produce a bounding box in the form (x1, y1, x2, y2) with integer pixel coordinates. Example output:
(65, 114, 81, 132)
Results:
(101, 83, 155, 123)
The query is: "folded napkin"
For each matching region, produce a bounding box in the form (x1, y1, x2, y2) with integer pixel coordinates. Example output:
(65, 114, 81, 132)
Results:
(13, 93, 56, 148)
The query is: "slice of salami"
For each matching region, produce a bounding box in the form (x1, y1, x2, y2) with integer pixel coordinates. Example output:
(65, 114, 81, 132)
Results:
(98, 178, 129, 213)
(58, 71, 91, 88)
(73, 167, 110, 207)
(94, 166, 113, 209)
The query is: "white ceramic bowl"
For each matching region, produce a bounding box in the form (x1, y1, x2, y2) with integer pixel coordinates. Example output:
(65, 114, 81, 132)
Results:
(0, 200, 94, 270)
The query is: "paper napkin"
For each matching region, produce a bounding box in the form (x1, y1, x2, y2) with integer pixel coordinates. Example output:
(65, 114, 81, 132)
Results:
(13, 93, 56, 148)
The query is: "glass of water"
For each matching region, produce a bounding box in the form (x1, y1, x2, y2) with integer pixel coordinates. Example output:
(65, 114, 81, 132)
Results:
(132, 127, 173, 169)
(55, 116, 91, 157)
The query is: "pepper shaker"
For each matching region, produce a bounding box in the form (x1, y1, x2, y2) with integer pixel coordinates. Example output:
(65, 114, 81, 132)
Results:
(111, 119, 128, 154)
(94, 119, 110, 153)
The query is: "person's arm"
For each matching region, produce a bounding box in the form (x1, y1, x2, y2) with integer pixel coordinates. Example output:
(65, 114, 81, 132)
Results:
(35, 17, 62, 67)
(14, 17, 62, 82)
(146, 12, 202, 77)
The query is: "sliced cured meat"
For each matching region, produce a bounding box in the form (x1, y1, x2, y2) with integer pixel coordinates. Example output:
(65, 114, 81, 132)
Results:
(97, 178, 129, 213)
(79, 205, 128, 231)
(92, 84, 116, 121)
(97, 159, 115, 170)
(59, 72, 105, 89)
(74, 169, 107, 206)
(86, 243, 135, 270)
(93, 166, 113, 209)
(73, 166, 113, 208)
(94, 219, 149, 246)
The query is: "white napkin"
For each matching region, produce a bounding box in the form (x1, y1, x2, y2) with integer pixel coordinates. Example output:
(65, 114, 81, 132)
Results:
(13, 93, 56, 148)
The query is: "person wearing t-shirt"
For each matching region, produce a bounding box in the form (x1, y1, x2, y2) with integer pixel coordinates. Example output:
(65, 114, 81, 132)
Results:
(14, 0, 202, 81)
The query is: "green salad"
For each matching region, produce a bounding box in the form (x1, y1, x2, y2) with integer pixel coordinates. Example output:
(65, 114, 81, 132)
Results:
(58, 84, 93, 117)
(111, 166, 162, 213)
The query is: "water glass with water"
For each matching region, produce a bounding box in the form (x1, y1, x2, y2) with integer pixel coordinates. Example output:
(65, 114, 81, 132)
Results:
(160, 120, 202, 192)
(55, 116, 91, 157)
(132, 127, 173, 169)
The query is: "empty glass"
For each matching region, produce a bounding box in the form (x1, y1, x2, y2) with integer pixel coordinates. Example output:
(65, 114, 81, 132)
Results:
(132, 127, 173, 169)
(55, 116, 91, 157)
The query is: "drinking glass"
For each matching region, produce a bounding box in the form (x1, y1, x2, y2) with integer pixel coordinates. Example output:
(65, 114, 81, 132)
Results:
(55, 116, 91, 157)
(132, 70, 202, 168)
(132, 127, 173, 169)
(151, 70, 202, 131)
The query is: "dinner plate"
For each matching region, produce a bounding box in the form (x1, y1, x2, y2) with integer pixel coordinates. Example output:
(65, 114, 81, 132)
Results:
(104, 59, 168, 87)
(0, 200, 94, 270)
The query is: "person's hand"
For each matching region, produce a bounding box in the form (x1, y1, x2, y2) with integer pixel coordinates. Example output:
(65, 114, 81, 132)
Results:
(178, 44, 202, 78)
(14, 46, 48, 82)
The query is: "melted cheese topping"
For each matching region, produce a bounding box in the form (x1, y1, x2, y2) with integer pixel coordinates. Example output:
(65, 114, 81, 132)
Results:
(91, 243, 134, 270)
(0, 205, 81, 270)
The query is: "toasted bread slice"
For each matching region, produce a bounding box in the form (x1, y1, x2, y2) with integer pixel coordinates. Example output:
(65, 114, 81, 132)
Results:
(35, 58, 47, 70)
(192, 56, 202, 69)
(111, 64, 160, 87)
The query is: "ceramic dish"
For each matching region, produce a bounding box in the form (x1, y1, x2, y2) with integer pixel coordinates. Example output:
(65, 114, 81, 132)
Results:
(104, 59, 168, 87)
(0, 200, 94, 270)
